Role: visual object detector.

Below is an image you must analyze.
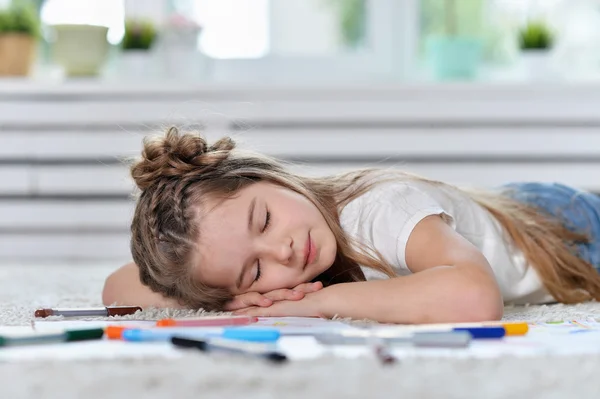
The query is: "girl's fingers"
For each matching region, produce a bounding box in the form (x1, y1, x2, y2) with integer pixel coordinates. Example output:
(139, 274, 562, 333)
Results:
(293, 281, 323, 293)
(224, 292, 272, 311)
(225, 282, 324, 310)
(263, 289, 305, 302)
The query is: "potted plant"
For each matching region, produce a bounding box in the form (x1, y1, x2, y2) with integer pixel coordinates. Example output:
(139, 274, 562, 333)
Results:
(50, 24, 110, 77)
(119, 18, 158, 80)
(122, 19, 157, 52)
(158, 12, 205, 81)
(325, 0, 366, 49)
(424, 0, 484, 80)
(517, 20, 554, 81)
(0, 4, 40, 76)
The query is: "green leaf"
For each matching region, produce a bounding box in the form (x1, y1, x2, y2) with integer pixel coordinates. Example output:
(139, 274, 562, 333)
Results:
(0, 4, 40, 37)
(122, 19, 158, 51)
(518, 21, 554, 50)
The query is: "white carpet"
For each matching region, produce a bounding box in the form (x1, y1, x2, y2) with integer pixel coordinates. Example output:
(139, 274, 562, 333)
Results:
(2, 263, 600, 399)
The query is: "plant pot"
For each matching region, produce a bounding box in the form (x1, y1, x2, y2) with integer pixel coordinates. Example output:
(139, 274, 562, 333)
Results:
(0, 33, 36, 76)
(118, 50, 155, 80)
(50, 24, 109, 77)
(158, 26, 209, 81)
(519, 50, 554, 81)
(426, 36, 483, 80)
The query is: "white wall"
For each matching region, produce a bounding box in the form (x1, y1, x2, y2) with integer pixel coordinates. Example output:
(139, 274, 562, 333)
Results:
(269, 0, 340, 56)
(123, 0, 165, 23)
(2, 82, 600, 262)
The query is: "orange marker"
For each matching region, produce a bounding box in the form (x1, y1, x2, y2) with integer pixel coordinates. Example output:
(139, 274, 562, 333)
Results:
(104, 325, 148, 340)
(156, 315, 258, 328)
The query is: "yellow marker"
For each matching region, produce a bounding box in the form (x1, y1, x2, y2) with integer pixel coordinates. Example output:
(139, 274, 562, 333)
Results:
(496, 322, 528, 336)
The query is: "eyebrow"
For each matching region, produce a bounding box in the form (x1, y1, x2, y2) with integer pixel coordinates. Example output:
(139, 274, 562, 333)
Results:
(237, 197, 257, 289)
(247, 197, 256, 231)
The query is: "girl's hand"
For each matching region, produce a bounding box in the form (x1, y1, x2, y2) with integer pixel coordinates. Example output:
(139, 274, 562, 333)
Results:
(224, 281, 323, 311)
(232, 291, 324, 318)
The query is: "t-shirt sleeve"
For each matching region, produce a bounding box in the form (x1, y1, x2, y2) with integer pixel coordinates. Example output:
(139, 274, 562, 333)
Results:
(341, 182, 456, 277)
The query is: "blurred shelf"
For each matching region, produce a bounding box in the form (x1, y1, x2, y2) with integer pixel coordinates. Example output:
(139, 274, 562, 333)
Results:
(2, 77, 600, 101)
(4, 75, 600, 260)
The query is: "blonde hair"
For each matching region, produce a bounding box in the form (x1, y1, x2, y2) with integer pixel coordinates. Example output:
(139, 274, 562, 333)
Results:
(130, 127, 600, 309)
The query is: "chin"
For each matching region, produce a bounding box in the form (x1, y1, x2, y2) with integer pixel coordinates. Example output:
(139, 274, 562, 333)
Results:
(317, 246, 336, 275)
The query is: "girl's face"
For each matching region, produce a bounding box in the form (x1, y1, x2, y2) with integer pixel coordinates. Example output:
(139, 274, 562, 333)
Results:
(194, 181, 337, 295)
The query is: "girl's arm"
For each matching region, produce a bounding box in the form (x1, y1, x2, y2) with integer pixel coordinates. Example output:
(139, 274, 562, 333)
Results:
(102, 263, 324, 310)
(102, 262, 184, 308)
(238, 215, 504, 324)
(316, 215, 504, 323)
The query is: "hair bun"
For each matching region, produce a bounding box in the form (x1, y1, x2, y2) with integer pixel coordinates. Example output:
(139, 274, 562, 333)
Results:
(209, 137, 236, 153)
(131, 127, 235, 190)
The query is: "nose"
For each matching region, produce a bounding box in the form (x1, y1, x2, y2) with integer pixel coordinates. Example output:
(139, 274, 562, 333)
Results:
(262, 237, 293, 265)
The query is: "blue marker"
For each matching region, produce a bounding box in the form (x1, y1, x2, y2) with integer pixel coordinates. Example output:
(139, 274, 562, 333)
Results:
(122, 327, 281, 343)
(222, 328, 281, 342)
(453, 326, 505, 339)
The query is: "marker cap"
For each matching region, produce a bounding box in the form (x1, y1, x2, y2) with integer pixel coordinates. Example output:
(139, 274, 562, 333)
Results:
(105, 326, 128, 340)
(156, 319, 177, 327)
(502, 323, 528, 336)
(222, 328, 281, 342)
(106, 306, 142, 317)
(34, 309, 53, 318)
(64, 328, 105, 341)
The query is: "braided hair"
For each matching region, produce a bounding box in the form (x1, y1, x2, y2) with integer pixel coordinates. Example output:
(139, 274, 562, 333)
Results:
(131, 127, 600, 309)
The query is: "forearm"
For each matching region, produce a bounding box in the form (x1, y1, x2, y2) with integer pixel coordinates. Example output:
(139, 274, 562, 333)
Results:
(102, 262, 184, 309)
(315, 266, 504, 324)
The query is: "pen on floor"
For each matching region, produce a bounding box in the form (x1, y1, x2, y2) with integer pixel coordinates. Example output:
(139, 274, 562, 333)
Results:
(34, 306, 142, 318)
(315, 330, 472, 348)
(156, 315, 258, 327)
(367, 335, 396, 365)
(374, 322, 522, 337)
(119, 327, 281, 343)
(171, 336, 288, 364)
(360, 326, 505, 340)
(0, 328, 104, 347)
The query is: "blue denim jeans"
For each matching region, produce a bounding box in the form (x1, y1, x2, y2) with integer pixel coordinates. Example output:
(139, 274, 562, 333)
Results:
(502, 182, 600, 271)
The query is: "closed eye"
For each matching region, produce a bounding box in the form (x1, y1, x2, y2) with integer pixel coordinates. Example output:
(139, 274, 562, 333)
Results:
(254, 262, 262, 283)
(261, 210, 271, 233)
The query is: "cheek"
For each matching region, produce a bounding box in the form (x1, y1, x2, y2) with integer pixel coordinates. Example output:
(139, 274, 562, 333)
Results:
(261, 267, 302, 291)
(284, 205, 319, 229)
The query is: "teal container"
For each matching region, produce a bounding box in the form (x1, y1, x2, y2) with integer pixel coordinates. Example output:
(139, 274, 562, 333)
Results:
(426, 36, 483, 80)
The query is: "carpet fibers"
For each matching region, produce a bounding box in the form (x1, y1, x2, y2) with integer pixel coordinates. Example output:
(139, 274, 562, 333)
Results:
(2, 264, 600, 399)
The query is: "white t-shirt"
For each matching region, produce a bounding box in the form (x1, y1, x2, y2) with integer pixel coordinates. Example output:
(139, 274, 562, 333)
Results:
(339, 180, 555, 305)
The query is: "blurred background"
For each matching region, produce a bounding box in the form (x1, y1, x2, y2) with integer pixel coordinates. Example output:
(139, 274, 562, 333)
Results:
(2, 0, 600, 264)
(5, 0, 600, 82)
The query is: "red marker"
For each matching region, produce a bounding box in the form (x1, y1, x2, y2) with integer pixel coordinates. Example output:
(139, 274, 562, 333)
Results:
(156, 315, 258, 327)
(35, 306, 142, 318)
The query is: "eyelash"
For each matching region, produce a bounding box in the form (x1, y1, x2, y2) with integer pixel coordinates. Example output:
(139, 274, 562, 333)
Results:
(254, 263, 262, 282)
(261, 210, 271, 233)
(254, 210, 270, 283)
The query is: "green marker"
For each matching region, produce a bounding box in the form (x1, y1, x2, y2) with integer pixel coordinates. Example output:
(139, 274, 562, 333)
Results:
(0, 328, 104, 347)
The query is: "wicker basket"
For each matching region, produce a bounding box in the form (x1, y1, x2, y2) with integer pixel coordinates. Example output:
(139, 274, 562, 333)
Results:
(0, 33, 36, 76)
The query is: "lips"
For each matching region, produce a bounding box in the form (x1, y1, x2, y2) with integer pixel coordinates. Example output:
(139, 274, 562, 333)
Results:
(304, 232, 316, 268)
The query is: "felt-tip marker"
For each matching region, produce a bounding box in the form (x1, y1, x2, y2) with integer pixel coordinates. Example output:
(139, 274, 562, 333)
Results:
(0, 328, 104, 347)
(121, 327, 281, 343)
(34, 306, 142, 318)
(171, 336, 288, 363)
